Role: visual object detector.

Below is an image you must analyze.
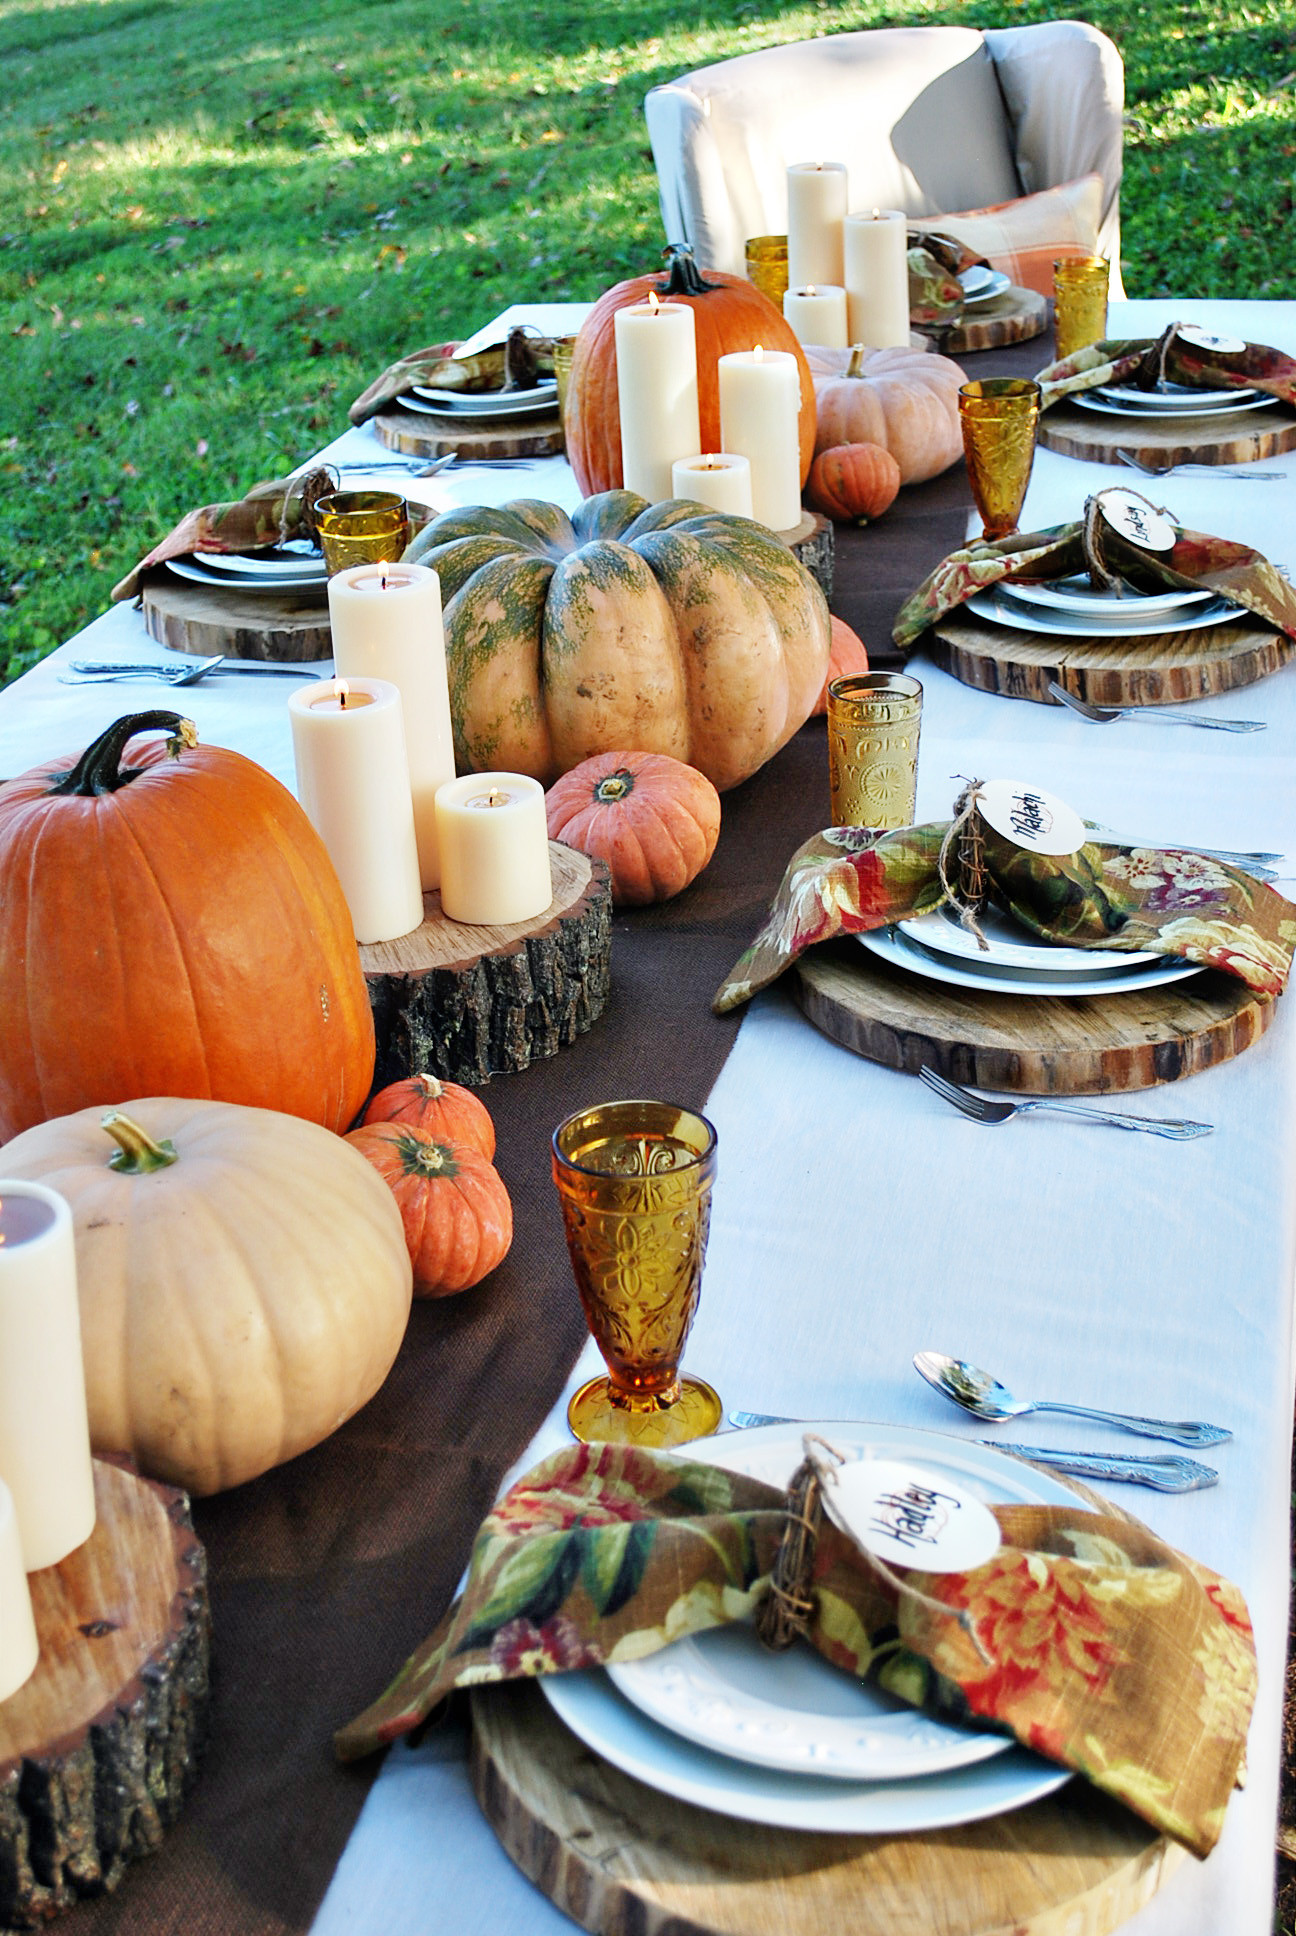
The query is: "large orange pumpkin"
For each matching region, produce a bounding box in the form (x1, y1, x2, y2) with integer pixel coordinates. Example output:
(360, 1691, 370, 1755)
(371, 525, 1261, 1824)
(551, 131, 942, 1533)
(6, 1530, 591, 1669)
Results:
(0, 711, 375, 1141)
(546, 750, 721, 906)
(564, 246, 817, 496)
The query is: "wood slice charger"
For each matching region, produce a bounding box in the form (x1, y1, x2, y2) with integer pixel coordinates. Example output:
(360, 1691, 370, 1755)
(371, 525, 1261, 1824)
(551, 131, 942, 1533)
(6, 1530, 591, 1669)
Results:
(372, 401, 565, 462)
(469, 1680, 1183, 1936)
(930, 612, 1293, 707)
(791, 938, 1272, 1095)
(360, 841, 612, 1088)
(1038, 397, 1296, 467)
(918, 284, 1047, 355)
(0, 1458, 209, 1928)
(141, 569, 332, 663)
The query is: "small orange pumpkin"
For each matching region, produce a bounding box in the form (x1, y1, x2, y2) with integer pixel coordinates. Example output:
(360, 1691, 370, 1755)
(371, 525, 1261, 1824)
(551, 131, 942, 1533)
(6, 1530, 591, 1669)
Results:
(804, 443, 901, 526)
(546, 751, 721, 906)
(812, 617, 871, 717)
(346, 1123, 512, 1297)
(362, 1074, 495, 1160)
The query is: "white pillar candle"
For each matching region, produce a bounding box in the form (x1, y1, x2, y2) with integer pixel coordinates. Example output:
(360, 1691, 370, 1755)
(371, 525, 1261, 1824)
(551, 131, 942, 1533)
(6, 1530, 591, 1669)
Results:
(843, 207, 910, 349)
(783, 284, 849, 350)
(787, 162, 848, 288)
(614, 297, 701, 503)
(671, 453, 754, 518)
(0, 1481, 37, 1701)
(717, 348, 802, 531)
(328, 562, 456, 894)
(0, 1184, 95, 1573)
(289, 678, 424, 945)
(435, 773, 553, 927)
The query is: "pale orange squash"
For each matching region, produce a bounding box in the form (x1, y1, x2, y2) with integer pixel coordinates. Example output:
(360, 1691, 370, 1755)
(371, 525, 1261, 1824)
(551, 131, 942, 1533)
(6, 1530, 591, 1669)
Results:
(807, 344, 965, 484)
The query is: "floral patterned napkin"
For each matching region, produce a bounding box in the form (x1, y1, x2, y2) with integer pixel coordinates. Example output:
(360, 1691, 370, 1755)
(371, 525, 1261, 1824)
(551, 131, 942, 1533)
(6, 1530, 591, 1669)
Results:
(334, 1440, 1254, 1860)
(111, 469, 334, 602)
(1037, 325, 1296, 412)
(907, 229, 986, 330)
(712, 820, 1296, 1014)
(347, 329, 556, 426)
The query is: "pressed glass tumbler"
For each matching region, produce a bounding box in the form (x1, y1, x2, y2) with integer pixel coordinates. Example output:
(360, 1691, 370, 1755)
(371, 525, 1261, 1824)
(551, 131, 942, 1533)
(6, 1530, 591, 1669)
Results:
(958, 379, 1040, 540)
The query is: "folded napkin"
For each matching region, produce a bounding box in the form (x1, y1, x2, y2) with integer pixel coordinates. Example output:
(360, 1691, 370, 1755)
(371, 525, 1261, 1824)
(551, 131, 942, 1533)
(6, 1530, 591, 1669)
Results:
(348, 328, 556, 426)
(1037, 321, 1296, 412)
(111, 468, 334, 602)
(907, 228, 987, 330)
(712, 817, 1296, 1014)
(891, 486, 1296, 652)
(334, 1440, 1254, 1859)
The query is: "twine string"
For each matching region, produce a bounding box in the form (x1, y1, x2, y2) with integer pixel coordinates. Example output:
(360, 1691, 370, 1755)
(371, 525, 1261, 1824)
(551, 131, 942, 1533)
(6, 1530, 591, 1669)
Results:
(936, 778, 989, 948)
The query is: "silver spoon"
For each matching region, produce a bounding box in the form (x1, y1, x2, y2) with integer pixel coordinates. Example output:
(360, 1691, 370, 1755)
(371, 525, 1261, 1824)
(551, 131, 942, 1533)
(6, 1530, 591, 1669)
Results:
(1048, 679, 1265, 733)
(913, 1351, 1231, 1447)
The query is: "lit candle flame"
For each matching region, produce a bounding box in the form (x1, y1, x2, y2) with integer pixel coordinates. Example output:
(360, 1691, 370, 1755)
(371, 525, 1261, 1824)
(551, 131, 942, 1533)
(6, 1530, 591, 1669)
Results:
(806, 285, 816, 297)
(336, 679, 351, 710)
(647, 291, 660, 315)
(872, 205, 881, 220)
(753, 344, 764, 363)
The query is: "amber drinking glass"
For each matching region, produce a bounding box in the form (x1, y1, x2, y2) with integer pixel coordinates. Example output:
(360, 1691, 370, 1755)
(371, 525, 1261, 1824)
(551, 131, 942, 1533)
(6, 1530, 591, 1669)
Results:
(1052, 255, 1110, 361)
(315, 491, 411, 575)
(745, 234, 790, 307)
(958, 378, 1041, 540)
(553, 1100, 721, 1448)
(827, 672, 923, 829)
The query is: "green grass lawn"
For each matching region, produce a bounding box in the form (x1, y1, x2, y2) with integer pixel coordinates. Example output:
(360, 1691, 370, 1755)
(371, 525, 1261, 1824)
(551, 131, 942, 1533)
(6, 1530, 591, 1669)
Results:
(1, 0, 1295, 677)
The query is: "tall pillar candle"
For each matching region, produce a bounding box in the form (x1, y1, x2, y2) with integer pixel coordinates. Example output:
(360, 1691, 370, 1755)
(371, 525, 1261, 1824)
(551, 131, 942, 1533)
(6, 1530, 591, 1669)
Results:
(614, 297, 701, 502)
(843, 208, 910, 349)
(783, 284, 848, 350)
(671, 453, 754, 518)
(786, 162, 848, 288)
(0, 1481, 37, 1700)
(717, 348, 802, 531)
(0, 1183, 96, 1572)
(289, 678, 424, 945)
(435, 773, 553, 927)
(328, 561, 455, 893)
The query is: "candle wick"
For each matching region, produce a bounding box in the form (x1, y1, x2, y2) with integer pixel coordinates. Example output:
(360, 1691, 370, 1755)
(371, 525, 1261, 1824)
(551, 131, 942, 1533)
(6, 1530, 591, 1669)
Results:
(340, 688, 348, 709)
(381, 570, 388, 592)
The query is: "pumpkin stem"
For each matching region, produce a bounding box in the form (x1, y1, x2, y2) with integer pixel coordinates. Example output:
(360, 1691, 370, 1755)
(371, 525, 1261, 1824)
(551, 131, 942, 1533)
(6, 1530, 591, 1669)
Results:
(102, 1111, 179, 1174)
(593, 768, 636, 804)
(415, 1075, 446, 1098)
(656, 244, 723, 299)
(48, 713, 199, 797)
(846, 345, 868, 379)
(395, 1131, 461, 1180)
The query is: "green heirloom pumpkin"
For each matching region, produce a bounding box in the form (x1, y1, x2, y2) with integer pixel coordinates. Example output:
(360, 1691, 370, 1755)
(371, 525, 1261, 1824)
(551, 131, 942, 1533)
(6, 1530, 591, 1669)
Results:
(404, 492, 831, 793)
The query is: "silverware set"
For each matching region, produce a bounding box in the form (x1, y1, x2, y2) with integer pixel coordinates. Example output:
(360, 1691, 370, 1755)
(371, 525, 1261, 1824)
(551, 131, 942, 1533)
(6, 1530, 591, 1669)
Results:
(62, 657, 323, 686)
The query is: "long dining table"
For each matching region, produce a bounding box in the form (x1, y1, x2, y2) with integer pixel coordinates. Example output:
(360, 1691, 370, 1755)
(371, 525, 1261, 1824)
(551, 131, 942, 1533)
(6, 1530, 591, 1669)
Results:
(2, 296, 1293, 1936)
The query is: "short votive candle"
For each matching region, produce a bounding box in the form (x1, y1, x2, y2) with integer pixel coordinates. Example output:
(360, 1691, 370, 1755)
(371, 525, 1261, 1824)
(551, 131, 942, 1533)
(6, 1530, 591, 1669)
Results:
(434, 773, 553, 927)
(783, 283, 848, 350)
(671, 453, 754, 518)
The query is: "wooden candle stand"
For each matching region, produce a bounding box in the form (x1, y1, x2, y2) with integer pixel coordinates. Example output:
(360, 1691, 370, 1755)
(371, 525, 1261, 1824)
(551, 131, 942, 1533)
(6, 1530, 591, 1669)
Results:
(360, 841, 612, 1088)
(0, 1458, 209, 1929)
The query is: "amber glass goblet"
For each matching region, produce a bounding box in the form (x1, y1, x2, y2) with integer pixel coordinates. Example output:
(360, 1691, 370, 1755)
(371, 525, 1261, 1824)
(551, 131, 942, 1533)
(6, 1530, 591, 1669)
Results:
(1053, 255, 1110, 360)
(958, 378, 1041, 540)
(315, 491, 411, 575)
(553, 1100, 722, 1448)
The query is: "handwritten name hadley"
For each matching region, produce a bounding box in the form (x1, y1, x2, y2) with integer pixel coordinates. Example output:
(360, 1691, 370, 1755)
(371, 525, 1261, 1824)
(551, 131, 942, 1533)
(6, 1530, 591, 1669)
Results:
(870, 1480, 962, 1553)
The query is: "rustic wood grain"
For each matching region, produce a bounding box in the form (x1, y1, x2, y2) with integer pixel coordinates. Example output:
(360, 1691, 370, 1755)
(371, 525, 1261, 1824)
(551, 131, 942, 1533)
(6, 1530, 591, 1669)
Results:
(919, 285, 1047, 354)
(0, 1459, 209, 1929)
(469, 1681, 1183, 1936)
(930, 612, 1292, 706)
(142, 573, 332, 662)
(790, 938, 1272, 1094)
(1038, 398, 1296, 466)
(359, 842, 612, 1087)
(373, 403, 566, 461)
(783, 510, 833, 600)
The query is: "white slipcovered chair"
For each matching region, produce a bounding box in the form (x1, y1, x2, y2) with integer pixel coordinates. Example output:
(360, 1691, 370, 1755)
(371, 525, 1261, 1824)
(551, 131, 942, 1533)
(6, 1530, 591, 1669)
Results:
(645, 21, 1125, 294)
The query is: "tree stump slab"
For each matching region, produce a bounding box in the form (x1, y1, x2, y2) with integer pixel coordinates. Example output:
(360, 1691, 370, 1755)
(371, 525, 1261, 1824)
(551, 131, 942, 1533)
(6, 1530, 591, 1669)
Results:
(929, 613, 1292, 706)
(1038, 398, 1296, 467)
(360, 842, 612, 1087)
(142, 571, 332, 662)
(918, 285, 1047, 354)
(372, 404, 566, 461)
(781, 511, 833, 601)
(0, 1458, 209, 1929)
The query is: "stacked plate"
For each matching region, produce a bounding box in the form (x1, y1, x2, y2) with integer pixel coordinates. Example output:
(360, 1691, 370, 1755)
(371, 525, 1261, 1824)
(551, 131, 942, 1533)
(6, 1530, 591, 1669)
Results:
(166, 539, 328, 595)
(397, 377, 558, 421)
(859, 900, 1202, 999)
(542, 1421, 1073, 1830)
(967, 572, 1235, 639)
(957, 265, 1012, 307)
(1073, 378, 1276, 421)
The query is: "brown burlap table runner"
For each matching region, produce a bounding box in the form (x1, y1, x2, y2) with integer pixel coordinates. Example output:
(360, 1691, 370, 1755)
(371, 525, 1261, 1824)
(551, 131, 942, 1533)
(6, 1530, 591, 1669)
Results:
(62, 337, 1035, 1936)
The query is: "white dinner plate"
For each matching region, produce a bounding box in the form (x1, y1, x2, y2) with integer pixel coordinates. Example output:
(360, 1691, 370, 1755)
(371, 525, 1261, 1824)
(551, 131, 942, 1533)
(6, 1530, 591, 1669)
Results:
(192, 542, 326, 580)
(164, 557, 329, 594)
(997, 574, 1209, 619)
(895, 901, 1164, 975)
(958, 267, 1011, 306)
(400, 383, 557, 420)
(543, 1421, 1073, 1831)
(1072, 390, 1277, 421)
(1092, 380, 1260, 410)
(966, 587, 1236, 639)
(858, 924, 1202, 998)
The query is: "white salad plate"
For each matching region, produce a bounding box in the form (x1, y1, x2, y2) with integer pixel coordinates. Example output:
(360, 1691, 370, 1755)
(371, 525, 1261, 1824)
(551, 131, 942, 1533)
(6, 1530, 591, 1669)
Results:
(966, 587, 1235, 639)
(1092, 379, 1259, 410)
(402, 381, 557, 419)
(542, 1421, 1072, 1831)
(191, 542, 326, 580)
(997, 575, 1210, 619)
(1072, 390, 1276, 421)
(164, 557, 328, 594)
(958, 267, 1011, 306)
(895, 901, 1164, 976)
(858, 924, 1201, 998)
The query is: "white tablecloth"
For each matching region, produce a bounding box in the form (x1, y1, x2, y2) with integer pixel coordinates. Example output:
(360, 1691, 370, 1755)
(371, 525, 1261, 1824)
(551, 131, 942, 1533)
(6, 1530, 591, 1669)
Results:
(4, 299, 1293, 1936)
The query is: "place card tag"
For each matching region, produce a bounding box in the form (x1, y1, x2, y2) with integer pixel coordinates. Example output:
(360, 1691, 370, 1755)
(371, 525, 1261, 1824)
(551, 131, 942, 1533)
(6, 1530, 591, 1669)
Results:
(822, 1459, 1002, 1574)
(976, 778, 1088, 858)
(1177, 325, 1247, 357)
(1097, 487, 1176, 553)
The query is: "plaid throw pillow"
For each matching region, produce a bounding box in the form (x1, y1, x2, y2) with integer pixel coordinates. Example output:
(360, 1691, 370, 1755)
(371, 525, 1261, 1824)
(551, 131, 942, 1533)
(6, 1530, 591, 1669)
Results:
(927, 174, 1104, 298)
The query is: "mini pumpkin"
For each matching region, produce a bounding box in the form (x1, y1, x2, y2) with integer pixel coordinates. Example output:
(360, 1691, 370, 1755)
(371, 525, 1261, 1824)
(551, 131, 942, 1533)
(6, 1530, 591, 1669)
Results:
(546, 751, 721, 906)
(363, 1074, 496, 1159)
(812, 617, 871, 716)
(347, 1122, 512, 1297)
(807, 344, 965, 484)
(0, 1100, 412, 1495)
(804, 443, 901, 525)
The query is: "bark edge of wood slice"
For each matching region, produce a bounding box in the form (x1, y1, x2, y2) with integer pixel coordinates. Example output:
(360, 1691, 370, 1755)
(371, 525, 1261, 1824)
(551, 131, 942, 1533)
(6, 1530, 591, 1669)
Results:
(792, 939, 1273, 1094)
(918, 284, 1047, 354)
(373, 403, 565, 461)
(0, 1457, 210, 1929)
(929, 613, 1292, 706)
(468, 1681, 1183, 1936)
(1038, 398, 1296, 467)
(141, 572, 332, 662)
(360, 841, 612, 1087)
(780, 510, 833, 601)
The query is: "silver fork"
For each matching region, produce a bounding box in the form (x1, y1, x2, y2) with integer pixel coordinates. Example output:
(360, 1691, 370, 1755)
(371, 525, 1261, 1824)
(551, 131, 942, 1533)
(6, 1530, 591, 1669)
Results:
(1116, 449, 1285, 481)
(1048, 679, 1265, 733)
(919, 1065, 1214, 1139)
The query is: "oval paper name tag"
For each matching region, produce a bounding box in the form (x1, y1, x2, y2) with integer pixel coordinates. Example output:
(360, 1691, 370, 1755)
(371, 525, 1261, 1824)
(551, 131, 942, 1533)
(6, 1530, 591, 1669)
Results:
(1177, 325, 1246, 357)
(822, 1459, 1002, 1574)
(1097, 487, 1176, 553)
(976, 778, 1088, 858)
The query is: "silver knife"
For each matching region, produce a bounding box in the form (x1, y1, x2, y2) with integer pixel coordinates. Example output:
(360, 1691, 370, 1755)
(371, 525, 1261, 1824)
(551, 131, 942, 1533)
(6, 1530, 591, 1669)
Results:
(70, 661, 324, 678)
